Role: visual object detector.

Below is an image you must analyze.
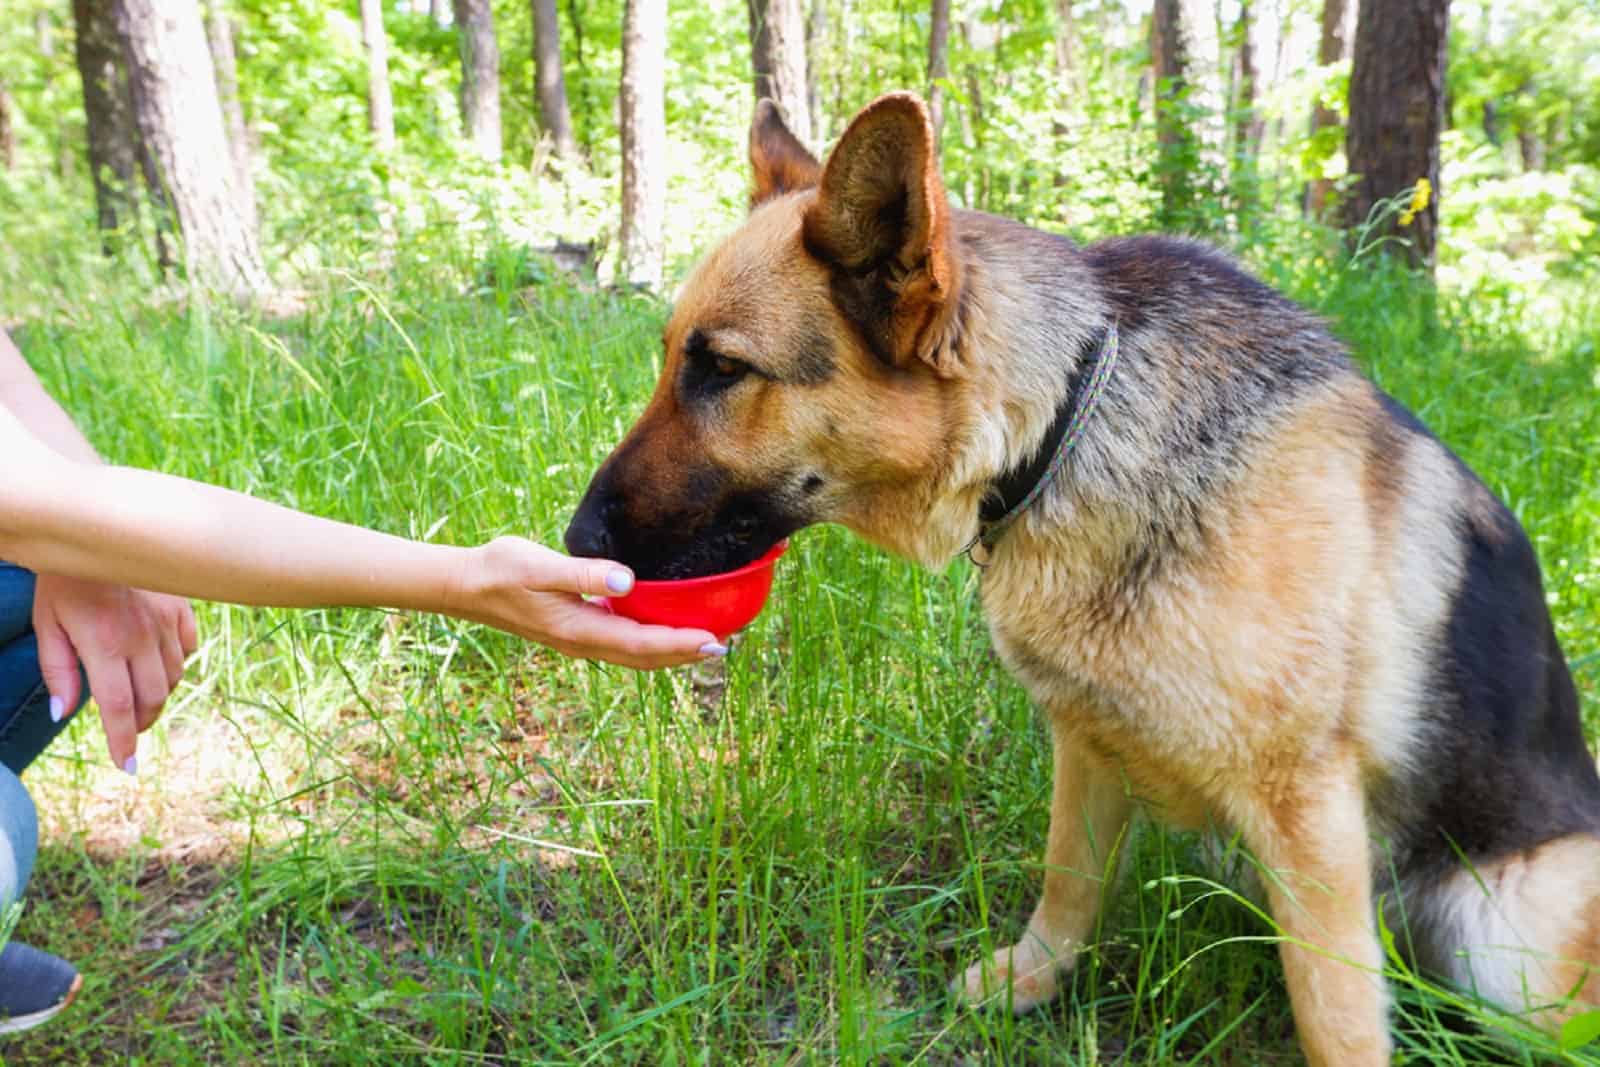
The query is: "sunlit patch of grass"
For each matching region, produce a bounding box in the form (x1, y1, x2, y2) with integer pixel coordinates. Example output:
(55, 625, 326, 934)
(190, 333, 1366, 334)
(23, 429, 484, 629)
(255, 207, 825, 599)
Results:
(2, 238, 1597, 1063)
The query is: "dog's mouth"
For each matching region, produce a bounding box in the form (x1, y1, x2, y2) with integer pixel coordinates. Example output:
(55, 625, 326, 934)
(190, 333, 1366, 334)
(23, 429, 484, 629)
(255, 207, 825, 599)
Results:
(636, 529, 783, 581)
(564, 478, 805, 581)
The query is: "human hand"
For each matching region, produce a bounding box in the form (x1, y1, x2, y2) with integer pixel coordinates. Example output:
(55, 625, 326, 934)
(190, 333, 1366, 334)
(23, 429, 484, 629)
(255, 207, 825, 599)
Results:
(31, 574, 199, 774)
(445, 536, 725, 669)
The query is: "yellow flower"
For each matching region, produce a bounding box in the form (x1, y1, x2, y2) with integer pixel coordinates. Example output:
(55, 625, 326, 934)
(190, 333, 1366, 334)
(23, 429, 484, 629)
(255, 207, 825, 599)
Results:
(1398, 178, 1432, 227)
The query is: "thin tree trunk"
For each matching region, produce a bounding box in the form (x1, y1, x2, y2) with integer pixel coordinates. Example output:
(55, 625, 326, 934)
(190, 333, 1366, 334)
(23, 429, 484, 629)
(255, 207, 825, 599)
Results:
(1481, 99, 1500, 146)
(832, 0, 850, 132)
(568, 0, 592, 157)
(36, 10, 56, 56)
(531, 0, 578, 162)
(1343, 0, 1450, 271)
(0, 83, 16, 171)
(959, 19, 984, 208)
(453, 0, 503, 162)
(38, 9, 75, 181)
(1052, 0, 1078, 98)
(1151, 0, 1224, 229)
(747, 0, 811, 144)
(1151, 0, 1193, 226)
(358, 0, 397, 249)
(1231, 0, 1260, 216)
(805, 0, 825, 140)
(927, 0, 950, 147)
(112, 0, 267, 292)
(1049, 0, 1078, 166)
(431, 0, 448, 26)
(619, 0, 666, 290)
(73, 0, 147, 246)
(204, 4, 257, 237)
(1233, 1, 1260, 156)
(359, 0, 395, 153)
(1517, 124, 1544, 171)
(1305, 0, 1352, 219)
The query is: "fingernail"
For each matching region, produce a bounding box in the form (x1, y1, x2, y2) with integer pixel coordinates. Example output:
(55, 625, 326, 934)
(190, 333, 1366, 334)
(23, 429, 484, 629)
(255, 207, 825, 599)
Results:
(605, 570, 633, 595)
(699, 641, 728, 658)
(122, 756, 138, 776)
(49, 695, 64, 723)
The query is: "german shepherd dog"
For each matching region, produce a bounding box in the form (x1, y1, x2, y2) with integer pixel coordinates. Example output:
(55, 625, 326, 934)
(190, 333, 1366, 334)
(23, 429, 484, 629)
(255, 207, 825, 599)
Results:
(565, 93, 1600, 1063)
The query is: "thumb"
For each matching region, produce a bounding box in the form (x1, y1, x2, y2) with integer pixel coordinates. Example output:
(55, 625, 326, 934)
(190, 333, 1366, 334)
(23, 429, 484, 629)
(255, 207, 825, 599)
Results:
(540, 550, 635, 599)
(35, 614, 83, 723)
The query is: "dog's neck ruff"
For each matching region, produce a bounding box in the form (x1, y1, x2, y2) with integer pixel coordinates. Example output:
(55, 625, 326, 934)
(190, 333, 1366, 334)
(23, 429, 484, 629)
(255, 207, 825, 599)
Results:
(969, 321, 1120, 565)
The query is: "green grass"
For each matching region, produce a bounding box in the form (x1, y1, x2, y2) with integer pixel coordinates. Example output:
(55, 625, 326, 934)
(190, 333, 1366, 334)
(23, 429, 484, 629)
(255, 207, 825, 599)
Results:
(2, 238, 1598, 1065)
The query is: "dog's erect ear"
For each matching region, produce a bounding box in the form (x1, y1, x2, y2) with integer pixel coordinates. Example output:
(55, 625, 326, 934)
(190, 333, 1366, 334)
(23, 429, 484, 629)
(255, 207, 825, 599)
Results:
(749, 99, 821, 208)
(802, 92, 960, 376)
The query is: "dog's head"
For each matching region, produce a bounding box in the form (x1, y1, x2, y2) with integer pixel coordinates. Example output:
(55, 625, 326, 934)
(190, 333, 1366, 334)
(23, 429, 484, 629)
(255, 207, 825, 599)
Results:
(566, 93, 979, 579)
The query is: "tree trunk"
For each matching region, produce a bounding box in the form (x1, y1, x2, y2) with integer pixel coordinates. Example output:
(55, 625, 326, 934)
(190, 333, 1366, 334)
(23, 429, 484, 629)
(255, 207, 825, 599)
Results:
(1230, 0, 1260, 216)
(1053, 0, 1078, 97)
(959, 18, 985, 207)
(747, 0, 811, 145)
(359, 0, 395, 153)
(531, 0, 578, 162)
(831, 0, 851, 133)
(619, 0, 666, 290)
(1233, 1, 1260, 157)
(431, 0, 448, 26)
(36, 10, 56, 56)
(568, 0, 593, 157)
(0, 83, 15, 171)
(1305, 0, 1353, 219)
(1517, 125, 1544, 171)
(805, 0, 825, 140)
(112, 0, 267, 293)
(204, 4, 257, 236)
(927, 0, 950, 147)
(1151, 0, 1224, 229)
(73, 0, 145, 243)
(1343, 0, 1450, 271)
(453, 0, 503, 162)
(1151, 0, 1187, 220)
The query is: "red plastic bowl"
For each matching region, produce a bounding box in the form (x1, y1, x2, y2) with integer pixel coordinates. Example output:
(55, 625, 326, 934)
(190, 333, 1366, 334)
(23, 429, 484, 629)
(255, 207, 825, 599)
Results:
(604, 541, 789, 638)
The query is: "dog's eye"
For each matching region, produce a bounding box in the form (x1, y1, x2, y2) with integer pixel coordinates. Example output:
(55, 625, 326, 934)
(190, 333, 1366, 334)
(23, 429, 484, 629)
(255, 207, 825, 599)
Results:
(712, 355, 749, 381)
(680, 331, 756, 400)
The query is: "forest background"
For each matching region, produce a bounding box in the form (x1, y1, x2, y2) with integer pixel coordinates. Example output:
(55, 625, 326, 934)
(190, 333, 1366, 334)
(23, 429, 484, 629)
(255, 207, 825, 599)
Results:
(0, 0, 1598, 1062)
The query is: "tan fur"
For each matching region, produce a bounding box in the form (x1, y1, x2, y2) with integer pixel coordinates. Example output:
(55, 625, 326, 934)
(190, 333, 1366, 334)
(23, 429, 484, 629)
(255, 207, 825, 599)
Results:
(581, 92, 1600, 1061)
(956, 729, 1131, 1012)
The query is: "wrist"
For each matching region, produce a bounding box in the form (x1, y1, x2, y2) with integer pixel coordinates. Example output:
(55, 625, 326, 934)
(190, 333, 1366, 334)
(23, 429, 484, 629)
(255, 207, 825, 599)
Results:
(434, 543, 485, 622)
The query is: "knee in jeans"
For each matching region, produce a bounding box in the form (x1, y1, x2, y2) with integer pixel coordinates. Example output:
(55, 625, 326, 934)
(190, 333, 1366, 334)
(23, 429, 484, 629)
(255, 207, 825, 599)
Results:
(0, 765, 37, 909)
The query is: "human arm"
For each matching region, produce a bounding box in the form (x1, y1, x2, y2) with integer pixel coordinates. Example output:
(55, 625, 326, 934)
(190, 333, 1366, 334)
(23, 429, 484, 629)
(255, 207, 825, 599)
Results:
(1, 329, 198, 772)
(0, 329, 106, 464)
(0, 376, 720, 770)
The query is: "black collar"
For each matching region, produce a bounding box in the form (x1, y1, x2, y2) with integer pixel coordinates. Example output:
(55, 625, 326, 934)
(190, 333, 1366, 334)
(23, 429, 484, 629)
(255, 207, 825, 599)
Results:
(975, 324, 1118, 551)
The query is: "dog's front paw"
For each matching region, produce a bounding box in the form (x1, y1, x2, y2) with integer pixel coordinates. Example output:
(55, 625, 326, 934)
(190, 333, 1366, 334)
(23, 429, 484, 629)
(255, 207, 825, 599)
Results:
(951, 937, 1064, 1015)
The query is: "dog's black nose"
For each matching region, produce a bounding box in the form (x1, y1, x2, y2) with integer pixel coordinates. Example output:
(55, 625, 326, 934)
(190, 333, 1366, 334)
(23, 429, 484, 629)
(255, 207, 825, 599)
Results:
(565, 481, 622, 559)
(563, 508, 613, 559)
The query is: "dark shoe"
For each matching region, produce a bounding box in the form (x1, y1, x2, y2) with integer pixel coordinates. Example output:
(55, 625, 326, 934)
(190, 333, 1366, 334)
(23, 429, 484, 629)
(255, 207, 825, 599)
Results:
(0, 942, 80, 1034)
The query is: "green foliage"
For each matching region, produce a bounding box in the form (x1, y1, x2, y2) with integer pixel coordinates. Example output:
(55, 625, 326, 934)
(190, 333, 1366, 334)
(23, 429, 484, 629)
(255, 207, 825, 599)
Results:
(1440, 0, 1600, 287)
(2, 0, 1596, 297)
(0, 0, 1599, 1062)
(1448, 0, 1600, 173)
(2, 245, 1596, 1062)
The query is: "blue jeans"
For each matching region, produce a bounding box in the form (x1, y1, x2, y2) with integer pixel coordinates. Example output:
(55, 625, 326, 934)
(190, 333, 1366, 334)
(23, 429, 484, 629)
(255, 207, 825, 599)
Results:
(0, 564, 88, 911)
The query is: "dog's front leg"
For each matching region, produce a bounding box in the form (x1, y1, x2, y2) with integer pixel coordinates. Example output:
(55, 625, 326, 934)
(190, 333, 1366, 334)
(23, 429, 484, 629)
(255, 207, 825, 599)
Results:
(1244, 765, 1391, 1067)
(954, 719, 1131, 1014)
